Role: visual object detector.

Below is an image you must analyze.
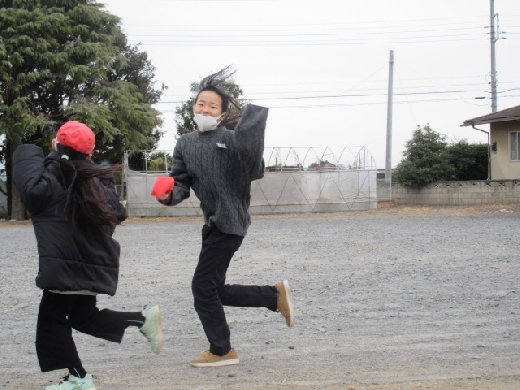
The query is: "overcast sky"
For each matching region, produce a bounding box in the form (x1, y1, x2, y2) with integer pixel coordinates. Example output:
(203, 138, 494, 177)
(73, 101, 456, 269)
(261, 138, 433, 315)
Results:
(101, 0, 520, 168)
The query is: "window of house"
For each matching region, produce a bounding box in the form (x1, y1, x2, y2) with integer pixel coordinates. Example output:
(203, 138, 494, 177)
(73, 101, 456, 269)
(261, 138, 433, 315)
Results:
(511, 131, 520, 161)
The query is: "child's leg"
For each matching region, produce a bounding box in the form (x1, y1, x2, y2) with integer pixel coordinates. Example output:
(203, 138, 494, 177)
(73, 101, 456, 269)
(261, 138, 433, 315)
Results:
(219, 282, 294, 328)
(68, 295, 145, 343)
(36, 290, 84, 373)
(192, 225, 243, 356)
(69, 295, 163, 354)
(219, 284, 278, 310)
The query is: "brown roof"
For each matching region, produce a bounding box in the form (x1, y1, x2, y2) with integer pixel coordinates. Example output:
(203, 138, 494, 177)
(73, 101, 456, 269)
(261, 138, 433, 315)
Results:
(462, 105, 520, 126)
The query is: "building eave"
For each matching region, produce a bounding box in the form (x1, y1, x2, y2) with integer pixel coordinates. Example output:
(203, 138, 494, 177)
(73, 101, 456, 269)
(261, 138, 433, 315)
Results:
(461, 104, 520, 127)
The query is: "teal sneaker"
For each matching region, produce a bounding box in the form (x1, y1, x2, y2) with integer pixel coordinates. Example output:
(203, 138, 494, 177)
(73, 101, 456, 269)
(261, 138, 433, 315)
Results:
(140, 305, 163, 354)
(46, 374, 96, 390)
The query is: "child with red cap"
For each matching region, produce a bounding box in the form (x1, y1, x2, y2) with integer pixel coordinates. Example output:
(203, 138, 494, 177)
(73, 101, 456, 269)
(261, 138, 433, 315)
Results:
(13, 121, 164, 390)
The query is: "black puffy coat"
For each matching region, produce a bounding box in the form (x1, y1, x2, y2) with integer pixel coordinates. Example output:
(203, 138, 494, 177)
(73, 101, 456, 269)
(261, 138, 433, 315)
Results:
(13, 144, 126, 295)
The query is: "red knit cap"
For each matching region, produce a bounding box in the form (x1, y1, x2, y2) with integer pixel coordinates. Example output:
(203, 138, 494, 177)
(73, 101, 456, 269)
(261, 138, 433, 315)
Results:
(56, 121, 95, 155)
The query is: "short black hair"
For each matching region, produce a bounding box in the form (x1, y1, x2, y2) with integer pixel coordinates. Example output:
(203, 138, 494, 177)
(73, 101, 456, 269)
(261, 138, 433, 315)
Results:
(196, 65, 240, 113)
(195, 85, 230, 113)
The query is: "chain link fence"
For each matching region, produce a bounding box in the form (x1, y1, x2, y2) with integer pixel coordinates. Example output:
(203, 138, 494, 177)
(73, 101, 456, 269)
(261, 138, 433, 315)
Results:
(123, 146, 377, 217)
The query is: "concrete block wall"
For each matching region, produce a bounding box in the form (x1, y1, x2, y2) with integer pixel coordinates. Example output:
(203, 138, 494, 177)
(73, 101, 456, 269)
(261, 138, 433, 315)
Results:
(379, 180, 520, 205)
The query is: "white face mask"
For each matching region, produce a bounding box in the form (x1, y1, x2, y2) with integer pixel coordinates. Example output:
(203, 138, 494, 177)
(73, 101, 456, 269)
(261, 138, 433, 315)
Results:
(193, 113, 223, 132)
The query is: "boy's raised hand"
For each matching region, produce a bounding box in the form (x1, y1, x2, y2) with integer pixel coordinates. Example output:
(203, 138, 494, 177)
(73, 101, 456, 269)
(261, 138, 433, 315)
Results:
(157, 193, 172, 205)
(151, 176, 174, 204)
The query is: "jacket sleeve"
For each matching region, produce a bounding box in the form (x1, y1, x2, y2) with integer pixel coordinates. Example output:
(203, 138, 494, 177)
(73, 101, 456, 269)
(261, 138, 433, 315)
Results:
(101, 177, 127, 223)
(13, 144, 60, 214)
(168, 139, 192, 206)
(233, 104, 268, 181)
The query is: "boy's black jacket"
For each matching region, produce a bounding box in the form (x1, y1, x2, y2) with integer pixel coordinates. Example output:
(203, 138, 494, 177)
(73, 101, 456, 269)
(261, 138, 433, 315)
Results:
(13, 144, 126, 296)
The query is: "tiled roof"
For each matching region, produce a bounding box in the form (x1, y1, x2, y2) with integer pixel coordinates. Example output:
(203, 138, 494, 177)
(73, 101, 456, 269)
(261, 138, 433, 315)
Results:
(462, 105, 520, 126)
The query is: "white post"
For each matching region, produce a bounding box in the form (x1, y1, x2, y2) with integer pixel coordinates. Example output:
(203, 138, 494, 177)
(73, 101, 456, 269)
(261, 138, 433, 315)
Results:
(385, 50, 394, 202)
(490, 0, 498, 112)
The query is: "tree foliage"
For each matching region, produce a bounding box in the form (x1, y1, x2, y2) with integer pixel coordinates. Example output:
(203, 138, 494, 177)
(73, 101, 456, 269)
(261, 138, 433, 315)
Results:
(147, 151, 173, 172)
(0, 0, 163, 218)
(393, 125, 455, 187)
(447, 140, 488, 181)
(393, 125, 488, 187)
(174, 65, 248, 136)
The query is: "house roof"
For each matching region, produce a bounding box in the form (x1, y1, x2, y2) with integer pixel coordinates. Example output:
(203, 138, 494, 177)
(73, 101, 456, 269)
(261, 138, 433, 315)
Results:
(462, 105, 520, 126)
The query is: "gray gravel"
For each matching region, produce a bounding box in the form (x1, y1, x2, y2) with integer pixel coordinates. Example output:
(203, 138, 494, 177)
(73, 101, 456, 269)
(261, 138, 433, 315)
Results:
(1, 205, 519, 389)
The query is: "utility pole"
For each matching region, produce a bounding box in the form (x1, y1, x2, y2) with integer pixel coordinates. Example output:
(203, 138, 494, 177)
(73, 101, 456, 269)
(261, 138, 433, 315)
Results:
(490, 0, 498, 112)
(385, 50, 394, 184)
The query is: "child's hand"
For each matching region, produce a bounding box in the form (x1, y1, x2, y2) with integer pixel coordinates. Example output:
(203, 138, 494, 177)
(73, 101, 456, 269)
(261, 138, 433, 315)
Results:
(151, 176, 175, 202)
(157, 193, 172, 204)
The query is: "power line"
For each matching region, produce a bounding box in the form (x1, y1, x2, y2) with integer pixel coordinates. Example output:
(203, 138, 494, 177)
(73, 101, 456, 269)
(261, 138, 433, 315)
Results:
(127, 37, 489, 46)
(119, 15, 491, 29)
(155, 88, 494, 104)
(159, 76, 518, 92)
(124, 26, 487, 38)
(153, 96, 505, 112)
(117, 14, 510, 47)
(157, 82, 518, 101)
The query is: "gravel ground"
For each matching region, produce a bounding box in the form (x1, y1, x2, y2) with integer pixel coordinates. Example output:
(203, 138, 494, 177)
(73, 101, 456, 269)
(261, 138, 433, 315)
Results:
(1, 203, 519, 390)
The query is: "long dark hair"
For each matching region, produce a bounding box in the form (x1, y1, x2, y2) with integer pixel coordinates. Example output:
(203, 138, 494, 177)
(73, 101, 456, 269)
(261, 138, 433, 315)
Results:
(56, 144, 123, 236)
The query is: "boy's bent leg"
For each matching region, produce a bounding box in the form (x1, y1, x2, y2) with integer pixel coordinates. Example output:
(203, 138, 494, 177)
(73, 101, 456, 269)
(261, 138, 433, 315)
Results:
(220, 281, 294, 327)
(219, 284, 278, 310)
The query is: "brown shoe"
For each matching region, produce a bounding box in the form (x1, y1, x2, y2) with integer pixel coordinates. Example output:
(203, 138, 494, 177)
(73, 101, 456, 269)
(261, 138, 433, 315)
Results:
(190, 349, 239, 368)
(276, 280, 294, 327)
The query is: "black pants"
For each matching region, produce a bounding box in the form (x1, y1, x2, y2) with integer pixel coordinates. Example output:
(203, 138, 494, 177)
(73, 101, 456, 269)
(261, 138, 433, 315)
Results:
(36, 290, 142, 372)
(192, 224, 278, 356)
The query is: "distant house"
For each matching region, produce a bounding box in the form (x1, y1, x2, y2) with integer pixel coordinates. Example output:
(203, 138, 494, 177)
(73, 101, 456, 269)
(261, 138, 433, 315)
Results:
(462, 105, 520, 180)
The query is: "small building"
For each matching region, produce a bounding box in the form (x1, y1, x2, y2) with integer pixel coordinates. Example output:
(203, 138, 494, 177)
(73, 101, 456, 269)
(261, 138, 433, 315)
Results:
(462, 105, 520, 180)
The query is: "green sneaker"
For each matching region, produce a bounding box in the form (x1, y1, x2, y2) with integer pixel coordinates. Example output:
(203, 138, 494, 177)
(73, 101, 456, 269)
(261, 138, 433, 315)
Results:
(46, 374, 96, 390)
(140, 305, 163, 354)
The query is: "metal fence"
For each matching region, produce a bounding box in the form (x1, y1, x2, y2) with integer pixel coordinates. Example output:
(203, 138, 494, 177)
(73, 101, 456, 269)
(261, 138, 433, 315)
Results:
(123, 146, 377, 217)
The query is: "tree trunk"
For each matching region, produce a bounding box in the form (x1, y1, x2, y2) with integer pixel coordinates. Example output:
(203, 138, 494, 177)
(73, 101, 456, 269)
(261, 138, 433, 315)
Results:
(7, 135, 26, 221)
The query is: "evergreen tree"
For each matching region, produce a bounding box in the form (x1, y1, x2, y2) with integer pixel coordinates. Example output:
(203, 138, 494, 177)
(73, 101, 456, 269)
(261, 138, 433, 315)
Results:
(448, 140, 488, 181)
(0, 0, 163, 219)
(393, 125, 456, 187)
